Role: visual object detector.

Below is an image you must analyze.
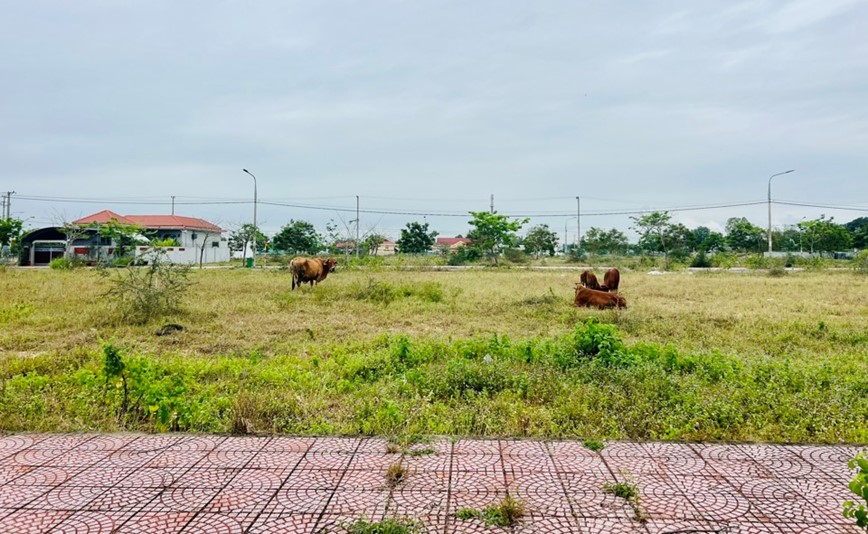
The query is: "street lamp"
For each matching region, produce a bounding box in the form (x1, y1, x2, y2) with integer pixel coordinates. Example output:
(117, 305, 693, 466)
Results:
(767, 169, 794, 254)
(242, 169, 258, 267)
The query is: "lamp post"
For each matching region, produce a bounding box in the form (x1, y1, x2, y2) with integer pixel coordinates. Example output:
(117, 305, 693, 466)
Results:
(242, 169, 258, 267)
(767, 169, 794, 254)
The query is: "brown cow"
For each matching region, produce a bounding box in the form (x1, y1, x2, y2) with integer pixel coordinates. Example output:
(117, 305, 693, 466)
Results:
(574, 285, 627, 309)
(580, 270, 602, 290)
(290, 257, 337, 290)
(603, 268, 620, 292)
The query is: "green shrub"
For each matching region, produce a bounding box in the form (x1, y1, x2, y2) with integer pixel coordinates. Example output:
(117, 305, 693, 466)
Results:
(853, 250, 868, 275)
(690, 250, 712, 268)
(101, 251, 192, 324)
(447, 246, 481, 266)
(49, 256, 81, 270)
(503, 248, 530, 264)
(844, 452, 868, 531)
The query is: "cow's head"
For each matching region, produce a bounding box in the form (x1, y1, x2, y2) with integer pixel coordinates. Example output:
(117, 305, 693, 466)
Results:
(324, 258, 337, 272)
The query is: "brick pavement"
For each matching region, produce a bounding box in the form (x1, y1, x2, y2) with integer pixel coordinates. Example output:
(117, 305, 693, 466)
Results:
(0, 434, 863, 533)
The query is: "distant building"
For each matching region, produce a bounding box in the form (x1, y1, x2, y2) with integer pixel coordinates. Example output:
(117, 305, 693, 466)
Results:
(18, 210, 229, 266)
(435, 237, 472, 253)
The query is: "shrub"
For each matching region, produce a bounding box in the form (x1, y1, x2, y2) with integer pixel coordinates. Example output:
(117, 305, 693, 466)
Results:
(503, 248, 529, 264)
(844, 452, 868, 531)
(853, 250, 868, 275)
(102, 251, 192, 324)
(49, 256, 81, 270)
(690, 250, 711, 268)
(447, 246, 480, 266)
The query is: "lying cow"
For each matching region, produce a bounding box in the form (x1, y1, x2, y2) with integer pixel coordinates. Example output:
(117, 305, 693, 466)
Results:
(602, 268, 620, 292)
(574, 284, 627, 309)
(580, 270, 602, 290)
(289, 256, 337, 290)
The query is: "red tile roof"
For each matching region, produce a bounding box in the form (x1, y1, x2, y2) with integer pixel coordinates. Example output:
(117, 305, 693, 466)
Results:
(74, 211, 223, 232)
(435, 237, 471, 246)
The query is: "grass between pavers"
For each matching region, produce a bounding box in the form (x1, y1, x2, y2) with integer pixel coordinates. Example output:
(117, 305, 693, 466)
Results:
(0, 268, 866, 442)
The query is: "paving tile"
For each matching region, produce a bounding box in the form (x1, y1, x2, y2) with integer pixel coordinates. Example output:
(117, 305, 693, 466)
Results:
(772, 523, 864, 533)
(294, 451, 353, 471)
(399, 470, 451, 493)
(245, 451, 305, 470)
(144, 487, 221, 512)
(355, 437, 391, 453)
(655, 455, 717, 477)
(172, 468, 240, 488)
(45, 450, 113, 467)
(281, 468, 343, 490)
(205, 488, 275, 514)
(75, 435, 139, 451)
(115, 467, 181, 488)
(693, 443, 753, 461)
(641, 442, 699, 458)
(512, 515, 586, 533)
(451, 453, 503, 474)
(338, 468, 391, 491)
(48, 511, 131, 533)
(402, 452, 451, 472)
(145, 450, 209, 468)
(114, 511, 195, 533)
(164, 436, 224, 452)
(247, 513, 321, 534)
(265, 488, 332, 515)
(709, 459, 774, 479)
(324, 489, 390, 518)
(547, 441, 601, 458)
(225, 468, 289, 490)
(551, 455, 611, 477)
(0, 435, 37, 452)
(84, 487, 163, 512)
(389, 488, 448, 516)
(29, 435, 93, 450)
(0, 464, 32, 484)
(178, 512, 246, 532)
(65, 467, 139, 487)
(605, 455, 665, 477)
(121, 435, 187, 451)
(11, 448, 67, 466)
(307, 437, 360, 454)
(25, 485, 106, 511)
(571, 517, 647, 533)
(8, 465, 81, 486)
(196, 450, 259, 469)
(452, 439, 499, 455)
(750, 498, 833, 524)
(258, 437, 316, 453)
(447, 514, 510, 533)
(645, 519, 740, 533)
(0, 509, 71, 533)
(500, 439, 550, 457)
(106, 450, 163, 468)
(0, 484, 51, 508)
(347, 451, 401, 471)
(599, 442, 649, 459)
(450, 470, 506, 492)
(213, 437, 269, 452)
(502, 453, 558, 475)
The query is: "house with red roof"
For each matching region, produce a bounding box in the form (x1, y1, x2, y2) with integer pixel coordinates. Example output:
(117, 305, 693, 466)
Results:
(435, 237, 472, 253)
(19, 210, 228, 265)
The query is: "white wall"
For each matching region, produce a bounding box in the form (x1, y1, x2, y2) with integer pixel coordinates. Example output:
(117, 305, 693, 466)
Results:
(135, 230, 230, 264)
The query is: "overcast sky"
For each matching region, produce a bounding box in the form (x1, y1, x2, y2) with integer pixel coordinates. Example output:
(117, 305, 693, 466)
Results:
(2, 0, 867, 242)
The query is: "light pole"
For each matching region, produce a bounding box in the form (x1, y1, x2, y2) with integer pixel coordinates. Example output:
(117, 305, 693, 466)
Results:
(575, 196, 581, 251)
(564, 216, 577, 254)
(767, 169, 794, 254)
(242, 169, 258, 267)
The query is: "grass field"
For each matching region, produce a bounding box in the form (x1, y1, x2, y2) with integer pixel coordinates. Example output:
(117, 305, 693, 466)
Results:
(1, 264, 867, 443)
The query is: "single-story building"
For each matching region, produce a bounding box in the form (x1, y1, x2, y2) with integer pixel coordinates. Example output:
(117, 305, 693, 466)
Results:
(434, 237, 472, 253)
(19, 210, 229, 266)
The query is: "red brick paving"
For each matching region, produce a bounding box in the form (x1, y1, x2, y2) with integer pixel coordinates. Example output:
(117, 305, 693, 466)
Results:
(0, 434, 863, 533)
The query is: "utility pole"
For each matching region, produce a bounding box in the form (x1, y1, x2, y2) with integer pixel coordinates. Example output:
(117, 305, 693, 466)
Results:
(355, 195, 360, 258)
(576, 196, 581, 250)
(171, 196, 176, 215)
(490, 194, 494, 214)
(3, 191, 15, 220)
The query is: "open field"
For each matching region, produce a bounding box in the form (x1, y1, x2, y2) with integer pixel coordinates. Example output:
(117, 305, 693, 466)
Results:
(1, 265, 867, 443)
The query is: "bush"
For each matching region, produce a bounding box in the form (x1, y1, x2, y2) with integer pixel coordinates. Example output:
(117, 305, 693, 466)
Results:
(102, 251, 192, 324)
(49, 256, 81, 270)
(690, 250, 712, 268)
(503, 248, 530, 264)
(853, 250, 868, 275)
(447, 246, 481, 266)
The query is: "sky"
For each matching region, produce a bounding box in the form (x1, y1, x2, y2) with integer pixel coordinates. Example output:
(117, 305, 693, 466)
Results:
(2, 0, 867, 244)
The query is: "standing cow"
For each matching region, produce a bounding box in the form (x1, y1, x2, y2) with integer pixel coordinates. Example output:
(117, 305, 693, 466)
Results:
(290, 257, 337, 290)
(580, 270, 602, 290)
(574, 284, 627, 309)
(602, 268, 620, 292)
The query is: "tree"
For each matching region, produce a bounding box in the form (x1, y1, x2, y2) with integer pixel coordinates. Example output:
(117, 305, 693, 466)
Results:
(229, 224, 268, 262)
(693, 226, 727, 252)
(92, 219, 145, 260)
(466, 211, 528, 264)
(799, 215, 852, 254)
(362, 233, 386, 256)
(630, 211, 673, 254)
(582, 227, 628, 255)
(664, 222, 694, 258)
(396, 221, 438, 254)
(522, 224, 558, 258)
(725, 217, 764, 252)
(271, 220, 322, 255)
(0, 217, 24, 257)
(845, 217, 868, 249)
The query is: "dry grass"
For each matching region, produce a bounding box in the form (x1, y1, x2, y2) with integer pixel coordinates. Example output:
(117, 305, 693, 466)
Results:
(2, 267, 866, 361)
